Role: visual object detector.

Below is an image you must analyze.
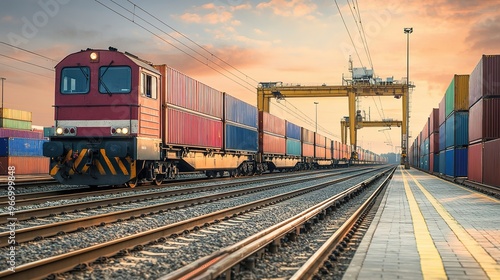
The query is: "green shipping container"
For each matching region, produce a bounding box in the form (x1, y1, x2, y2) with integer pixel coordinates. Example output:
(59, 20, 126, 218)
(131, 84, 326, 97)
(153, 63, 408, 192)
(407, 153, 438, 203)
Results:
(0, 118, 32, 130)
(445, 75, 469, 117)
(0, 108, 32, 122)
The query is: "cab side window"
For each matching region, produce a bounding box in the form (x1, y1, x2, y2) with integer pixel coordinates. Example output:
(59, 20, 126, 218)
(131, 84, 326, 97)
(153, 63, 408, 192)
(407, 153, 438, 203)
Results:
(141, 72, 158, 99)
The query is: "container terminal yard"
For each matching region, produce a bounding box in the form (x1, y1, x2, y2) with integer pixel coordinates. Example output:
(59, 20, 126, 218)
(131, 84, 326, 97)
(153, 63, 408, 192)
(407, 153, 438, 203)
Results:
(0, 1, 499, 279)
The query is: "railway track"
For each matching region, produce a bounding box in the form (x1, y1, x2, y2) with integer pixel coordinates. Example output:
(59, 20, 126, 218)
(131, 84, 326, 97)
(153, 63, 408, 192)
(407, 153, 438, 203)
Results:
(0, 167, 387, 279)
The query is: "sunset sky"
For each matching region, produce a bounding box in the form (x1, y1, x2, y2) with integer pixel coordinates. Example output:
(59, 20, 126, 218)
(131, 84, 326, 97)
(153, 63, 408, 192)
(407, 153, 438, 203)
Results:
(1, 0, 499, 155)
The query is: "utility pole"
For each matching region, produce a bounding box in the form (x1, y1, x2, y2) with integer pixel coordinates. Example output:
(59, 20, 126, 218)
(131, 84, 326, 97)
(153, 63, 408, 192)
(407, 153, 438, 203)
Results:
(403, 27, 413, 169)
(314, 102, 319, 133)
(1, 77, 5, 108)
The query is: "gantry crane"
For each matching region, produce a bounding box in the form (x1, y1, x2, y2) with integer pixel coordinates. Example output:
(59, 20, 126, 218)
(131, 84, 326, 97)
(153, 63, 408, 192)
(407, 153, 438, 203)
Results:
(257, 82, 410, 162)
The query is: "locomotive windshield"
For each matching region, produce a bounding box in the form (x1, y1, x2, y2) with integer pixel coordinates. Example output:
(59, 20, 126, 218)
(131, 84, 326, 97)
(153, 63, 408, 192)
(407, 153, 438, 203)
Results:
(60, 67, 90, 94)
(99, 66, 131, 94)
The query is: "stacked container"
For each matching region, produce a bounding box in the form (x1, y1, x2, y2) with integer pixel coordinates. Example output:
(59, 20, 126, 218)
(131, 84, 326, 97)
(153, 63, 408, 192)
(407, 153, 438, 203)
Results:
(259, 111, 286, 155)
(468, 55, 500, 186)
(419, 118, 430, 171)
(0, 108, 48, 175)
(285, 120, 301, 156)
(224, 94, 258, 152)
(301, 127, 315, 157)
(429, 108, 439, 173)
(443, 75, 469, 177)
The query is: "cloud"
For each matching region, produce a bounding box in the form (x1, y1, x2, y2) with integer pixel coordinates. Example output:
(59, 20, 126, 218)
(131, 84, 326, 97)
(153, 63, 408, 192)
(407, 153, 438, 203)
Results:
(178, 2, 251, 25)
(257, 0, 317, 18)
(466, 16, 500, 52)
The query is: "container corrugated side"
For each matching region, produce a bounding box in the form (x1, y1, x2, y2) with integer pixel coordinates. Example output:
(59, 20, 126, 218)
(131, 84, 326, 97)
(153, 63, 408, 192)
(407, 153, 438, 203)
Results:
(469, 55, 500, 107)
(433, 153, 439, 173)
(483, 138, 500, 187)
(259, 111, 285, 136)
(166, 108, 223, 149)
(315, 133, 326, 147)
(444, 149, 454, 176)
(0, 156, 49, 175)
(315, 146, 326, 159)
(422, 117, 429, 140)
(429, 132, 439, 154)
(429, 108, 439, 133)
(225, 94, 257, 128)
(166, 67, 223, 118)
(285, 121, 301, 140)
(468, 142, 483, 183)
(286, 139, 301, 156)
(326, 146, 332, 159)
(469, 97, 500, 143)
(439, 123, 446, 151)
(445, 78, 455, 117)
(260, 132, 286, 155)
(301, 128, 314, 144)
(445, 111, 469, 148)
(225, 123, 258, 152)
(0, 109, 32, 122)
(0, 138, 47, 157)
(454, 75, 470, 111)
(438, 150, 446, 174)
(438, 96, 446, 125)
(0, 128, 43, 139)
(445, 148, 468, 177)
(302, 143, 314, 157)
(0, 118, 32, 130)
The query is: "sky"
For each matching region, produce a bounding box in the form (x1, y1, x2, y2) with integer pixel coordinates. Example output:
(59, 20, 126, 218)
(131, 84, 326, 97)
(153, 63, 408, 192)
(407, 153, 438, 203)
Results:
(0, 0, 499, 155)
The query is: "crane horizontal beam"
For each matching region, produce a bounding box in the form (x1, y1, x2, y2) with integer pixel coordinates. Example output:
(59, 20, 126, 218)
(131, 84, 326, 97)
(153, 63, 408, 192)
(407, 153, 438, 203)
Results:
(343, 120, 402, 128)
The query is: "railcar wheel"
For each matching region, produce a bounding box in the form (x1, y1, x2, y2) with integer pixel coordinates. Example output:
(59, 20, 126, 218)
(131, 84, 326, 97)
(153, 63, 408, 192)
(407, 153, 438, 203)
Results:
(126, 177, 139, 188)
(153, 175, 164, 186)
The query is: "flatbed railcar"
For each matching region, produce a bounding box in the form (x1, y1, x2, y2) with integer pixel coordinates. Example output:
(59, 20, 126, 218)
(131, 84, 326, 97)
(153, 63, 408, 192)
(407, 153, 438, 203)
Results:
(43, 48, 384, 187)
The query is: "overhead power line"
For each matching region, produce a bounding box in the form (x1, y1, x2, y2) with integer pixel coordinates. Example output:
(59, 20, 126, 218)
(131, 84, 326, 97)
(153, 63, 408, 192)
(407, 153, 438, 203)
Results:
(0, 41, 57, 62)
(0, 53, 54, 71)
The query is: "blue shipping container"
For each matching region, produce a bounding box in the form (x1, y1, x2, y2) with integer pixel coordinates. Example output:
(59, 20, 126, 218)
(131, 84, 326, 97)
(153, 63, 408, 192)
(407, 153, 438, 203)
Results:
(433, 153, 439, 173)
(445, 111, 469, 148)
(286, 139, 301, 156)
(0, 137, 47, 157)
(439, 123, 446, 151)
(224, 95, 258, 128)
(224, 124, 258, 152)
(445, 148, 468, 177)
(439, 150, 446, 174)
(286, 121, 301, 140)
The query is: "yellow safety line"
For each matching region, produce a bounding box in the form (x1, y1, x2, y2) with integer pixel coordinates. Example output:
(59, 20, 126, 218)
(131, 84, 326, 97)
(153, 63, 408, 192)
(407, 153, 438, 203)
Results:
(100, 149, 117, 175)
(115, 157, 129, 175)
(405, 170, 500, 279)
(69, 149, 87, 175)
(95, 161, 106, 175)
(400, 168, 447, 280)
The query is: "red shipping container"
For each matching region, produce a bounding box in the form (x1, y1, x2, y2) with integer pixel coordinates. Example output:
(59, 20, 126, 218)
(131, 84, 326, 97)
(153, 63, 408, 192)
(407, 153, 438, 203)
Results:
(326, 139, 332, 149)
(0, 156, 49, 175)
(260, 133, 286, 155)
(469, 97, 500, 143)
(438, 96, 446, 125)
(469, 55, 500, 107)
(429, 108, 439, 133)
(259, 111, 286, 136)
(166, 107, 223, 149)
(326, 146, 332, 159)
(166, 67, 223, 118)
(302, 143, 314, 157)
(302, 128, 314, 144)
(468, 142, 483, 183)
(315, 133, 326, 147)
(315, 146, 326, 159)
(0, 128, 44, 139)
(429, 132, 439, 154)
(483, 138, 500, 187)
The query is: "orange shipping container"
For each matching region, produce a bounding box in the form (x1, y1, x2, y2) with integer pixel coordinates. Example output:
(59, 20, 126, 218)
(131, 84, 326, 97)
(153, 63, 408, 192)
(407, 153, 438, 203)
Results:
(0, 156, 49, 175)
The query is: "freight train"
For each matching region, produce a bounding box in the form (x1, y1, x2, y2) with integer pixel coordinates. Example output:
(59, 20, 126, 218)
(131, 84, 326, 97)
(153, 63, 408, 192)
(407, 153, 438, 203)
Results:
(43, 48, 386, 187)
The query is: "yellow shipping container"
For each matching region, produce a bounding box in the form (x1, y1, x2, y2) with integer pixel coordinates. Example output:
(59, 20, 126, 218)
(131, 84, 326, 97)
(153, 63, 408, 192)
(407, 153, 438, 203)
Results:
(0, 108, 32, 122)
(454, 74, 469, 111)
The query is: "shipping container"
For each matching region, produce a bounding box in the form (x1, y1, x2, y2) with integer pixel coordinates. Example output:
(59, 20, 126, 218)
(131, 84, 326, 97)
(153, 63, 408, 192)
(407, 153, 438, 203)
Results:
(285, 121, 301, 140)
(315, 146, 326, 159)
(225, 95, 257, 128)
(429, 108, 439, 133)
(469, 55, 500, 107)
(302, 143, 314, 157)
(429, 132, 439, 154)
(315, 133, 326, 147)
(0, 108, 32, 122)
(301, 127, 314, 144)
(431, 153, 439, 173)
(225, 123, 258, 152)
(259, 111, 285, 136)
(0, 118, 32, 130)
(260, 132, 286, 155)
(166, 108, 223, 149)
(438, 150, 446, 174)
(0, 128, 43, 139)
(166, 67, 223, 118)
(286, 139, 301, 156)
(468, 97, 500, 143)
(467, 142, 483, 183)
(0, 138, 47, 157)
(420, 138, 429, 156)
(438, 96, 446, 125)
(445, 111, 469, 148)
(445, 75, 469, 117)
(439, 123, 446, 151)
(444, 148, 468, 177)
(0, 156, 49, 175)
(483, 138, 500, 187)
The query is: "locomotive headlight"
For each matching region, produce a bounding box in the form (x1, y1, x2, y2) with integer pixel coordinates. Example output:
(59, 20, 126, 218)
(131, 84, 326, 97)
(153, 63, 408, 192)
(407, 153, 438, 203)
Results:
(116, 128, 122, 134)
(90, 52, 99, 62)
(56, 127, 64, 135)
(122, 127, 129, 134)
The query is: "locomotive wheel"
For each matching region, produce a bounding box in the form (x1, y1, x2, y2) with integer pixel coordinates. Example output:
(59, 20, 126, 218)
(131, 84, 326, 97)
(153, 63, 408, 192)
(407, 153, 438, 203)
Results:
(153, 175, 164, 186)
(125, 177, 139, 188)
